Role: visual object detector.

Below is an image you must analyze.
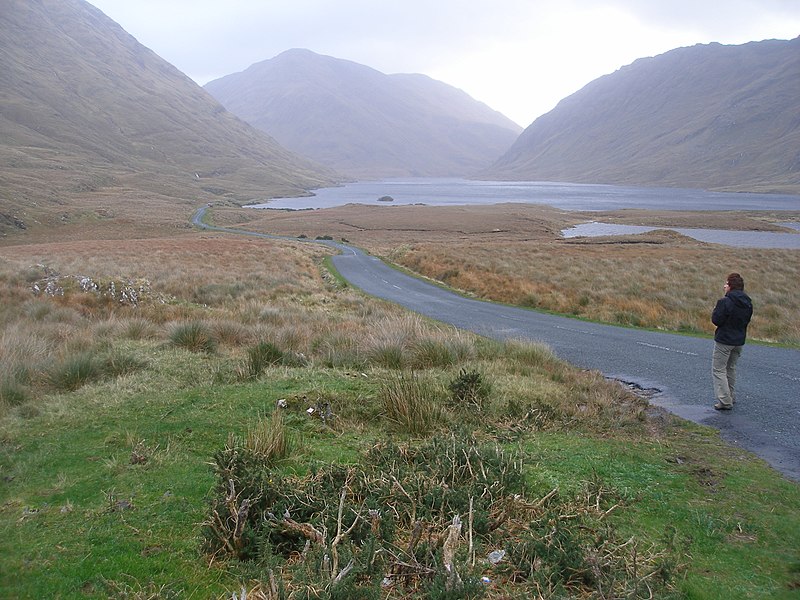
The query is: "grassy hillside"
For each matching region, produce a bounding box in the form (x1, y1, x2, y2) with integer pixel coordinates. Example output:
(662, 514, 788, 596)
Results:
(1, 231, 798, 598)
(0, 0, 340, 240)
(204, 49, 522, 178)
(487, 38, 800, 194)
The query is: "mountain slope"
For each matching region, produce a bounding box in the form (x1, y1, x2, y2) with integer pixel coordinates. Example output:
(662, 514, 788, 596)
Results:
(0, 0, 339, 237)
(204, 49, 522, 178)
(486, 38, 800, 193)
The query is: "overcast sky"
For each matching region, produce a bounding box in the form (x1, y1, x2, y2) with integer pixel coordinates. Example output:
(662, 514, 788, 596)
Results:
(88, 0, 800, 127)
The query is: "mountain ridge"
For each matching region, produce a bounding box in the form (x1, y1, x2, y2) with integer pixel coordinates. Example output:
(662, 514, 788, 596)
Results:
(204, 49, 522, 178)
(485, 38, 800, 194)
(0, 0, 339, 238)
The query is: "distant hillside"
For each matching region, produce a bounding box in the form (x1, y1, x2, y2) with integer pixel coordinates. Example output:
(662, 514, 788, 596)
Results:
(204, 49, 522, 178)
(0, 0, 339, 237)
(487, 38, 800, 194)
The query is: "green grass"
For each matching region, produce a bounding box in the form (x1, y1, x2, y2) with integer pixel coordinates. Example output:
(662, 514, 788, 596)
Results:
(0, 368, 368, 598)
(522, 432, 800, 599)
(2, 340, 798, 598)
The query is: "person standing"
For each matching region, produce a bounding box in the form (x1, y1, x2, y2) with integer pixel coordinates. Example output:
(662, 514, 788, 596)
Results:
(711, 272, 753, 411)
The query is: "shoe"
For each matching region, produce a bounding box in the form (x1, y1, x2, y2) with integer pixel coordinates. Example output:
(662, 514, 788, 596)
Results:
(713, 402, 732, 411)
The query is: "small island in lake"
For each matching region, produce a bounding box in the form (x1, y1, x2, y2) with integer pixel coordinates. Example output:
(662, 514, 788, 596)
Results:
(377, 195, 394, 202)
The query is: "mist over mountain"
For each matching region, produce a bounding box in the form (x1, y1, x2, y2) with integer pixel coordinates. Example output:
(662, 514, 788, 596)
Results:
(487, 38, 800, 194)
(204, 49, 522, 178)
(0, 0, 339, 235)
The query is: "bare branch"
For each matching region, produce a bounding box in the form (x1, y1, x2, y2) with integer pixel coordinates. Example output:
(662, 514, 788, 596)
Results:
(332, 558, 355, 584)
(281, 517, 324, 545)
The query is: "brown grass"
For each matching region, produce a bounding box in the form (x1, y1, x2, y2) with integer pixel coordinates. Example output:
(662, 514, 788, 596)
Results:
(204, 203, 800, 346)
(396, 240, 799, 344)
(0, 227, 654, 437)
(1, 200, 796, 417)
(0, 234, 473, 411)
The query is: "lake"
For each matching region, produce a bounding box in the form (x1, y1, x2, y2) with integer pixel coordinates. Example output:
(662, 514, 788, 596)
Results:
(249, 178, 800, 212)
(248, 178, 800, 249)
(561, 222, 800, 249)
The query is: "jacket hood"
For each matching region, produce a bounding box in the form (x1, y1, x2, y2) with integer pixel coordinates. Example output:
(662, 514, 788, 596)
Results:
(727, 289, 752, 309)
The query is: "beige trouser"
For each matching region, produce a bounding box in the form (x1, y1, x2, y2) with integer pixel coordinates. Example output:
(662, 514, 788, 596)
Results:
(712, 342, 743, 407)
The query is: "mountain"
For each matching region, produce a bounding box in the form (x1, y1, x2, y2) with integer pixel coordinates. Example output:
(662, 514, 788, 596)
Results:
(204, 49, 522, 178)
(486, 38, 800, 194)
(0, 0, 339, 237)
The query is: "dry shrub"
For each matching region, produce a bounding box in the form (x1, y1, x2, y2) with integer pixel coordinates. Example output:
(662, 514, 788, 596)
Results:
(447, 367, 491, 410)
(202, 434, 684, 598)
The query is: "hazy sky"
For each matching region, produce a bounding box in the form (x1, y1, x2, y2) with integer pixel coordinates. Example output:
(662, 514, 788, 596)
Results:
(88, 0, 800, 127)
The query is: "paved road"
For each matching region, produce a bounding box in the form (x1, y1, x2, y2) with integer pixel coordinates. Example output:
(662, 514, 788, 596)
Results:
(193, 208, 800, 481)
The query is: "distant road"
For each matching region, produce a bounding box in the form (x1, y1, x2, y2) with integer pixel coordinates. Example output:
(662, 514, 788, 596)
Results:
(193, 208, 800, 481)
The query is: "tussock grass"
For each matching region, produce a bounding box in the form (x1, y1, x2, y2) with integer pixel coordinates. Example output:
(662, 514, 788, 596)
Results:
(210, 319, 252, 347)
(121, 317, 158, 340)
(243, 409, 296, 465)
(243, 341, 285, 379)
(316, 331, 365, 369)
(381, 372, 445, 434)
(410, 338, 456, 369)
(47, 348, 147, 393)
(0, 377, 29, 407)
(168, 321, 217, 354)
(101, 349, 148, 378)
(48, 352, 102, 391)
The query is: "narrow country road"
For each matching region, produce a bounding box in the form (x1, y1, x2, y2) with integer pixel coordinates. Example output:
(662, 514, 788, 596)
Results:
(193, 208, 800, 481)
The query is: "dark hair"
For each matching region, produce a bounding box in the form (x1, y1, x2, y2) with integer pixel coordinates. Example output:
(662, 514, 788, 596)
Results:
(726, 272, 744, 290)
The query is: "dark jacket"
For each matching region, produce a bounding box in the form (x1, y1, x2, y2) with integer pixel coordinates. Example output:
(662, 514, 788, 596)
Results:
(712, 289, 753, 346)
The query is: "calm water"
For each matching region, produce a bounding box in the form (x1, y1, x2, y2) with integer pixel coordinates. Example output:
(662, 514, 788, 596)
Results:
(249, 178, 800, 249)
(561, 222, 800, 249)
(250, 178, 800, 212)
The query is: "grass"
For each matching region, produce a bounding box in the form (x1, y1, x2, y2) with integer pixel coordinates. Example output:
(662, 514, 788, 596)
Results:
(242, 409, 295, 465)
(395, 241, 800, 345)
(210, 203, 800, 346)
(380, 371, 444, 434)
(0, 231, 798, 598)
(169, 321, 218, 354)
